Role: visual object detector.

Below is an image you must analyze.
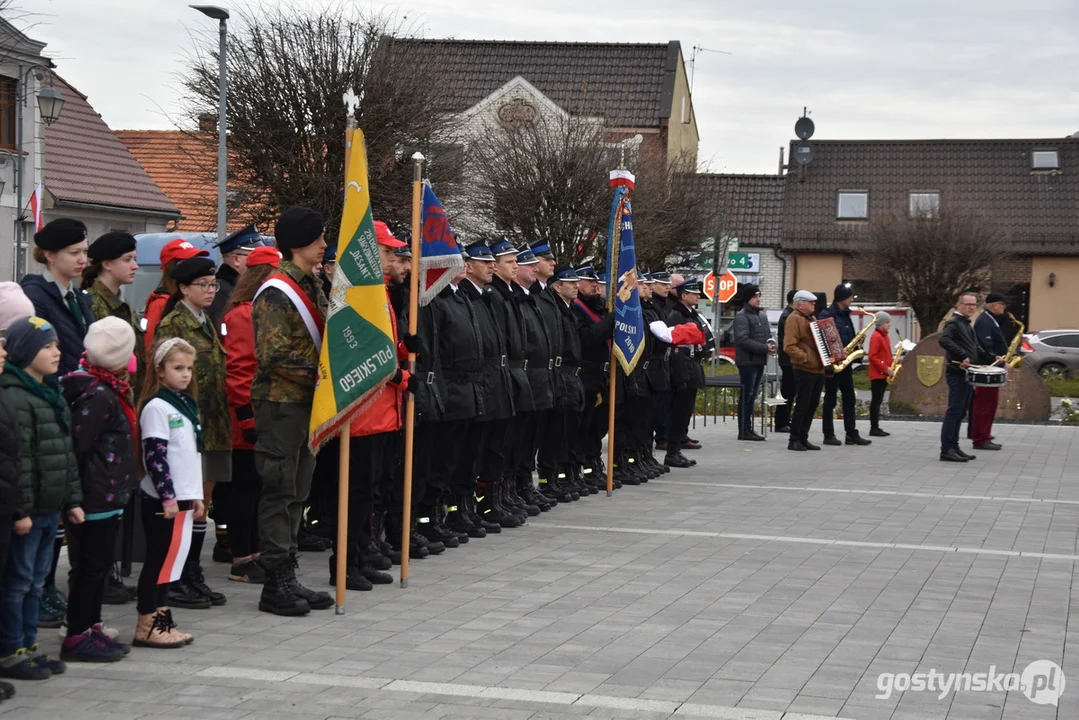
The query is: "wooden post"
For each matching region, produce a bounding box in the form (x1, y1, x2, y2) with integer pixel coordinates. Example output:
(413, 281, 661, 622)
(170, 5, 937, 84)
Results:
(400, 152, 425, 588)
(333, 432, 349, 613)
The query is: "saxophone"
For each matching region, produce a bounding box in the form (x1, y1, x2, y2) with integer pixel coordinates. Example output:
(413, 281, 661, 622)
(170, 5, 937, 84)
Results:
(886, 340, 905, 386)
(1005, 312, 1025, 369)
(831, 309, 876, 372)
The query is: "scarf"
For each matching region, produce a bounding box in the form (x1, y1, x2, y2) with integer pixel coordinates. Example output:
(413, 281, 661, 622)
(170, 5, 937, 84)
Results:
(6, 364, 69, 431)
(154, 386, 204, 452)
(76, 353, 139, 457)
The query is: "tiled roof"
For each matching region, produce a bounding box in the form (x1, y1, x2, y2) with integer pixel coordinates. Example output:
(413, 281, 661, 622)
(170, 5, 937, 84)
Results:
(382, 38, 681, 128)
(687, 174, 785, 247)
(116, 129, 264, 233)
(42, 76, 179, 216)
(781, 138, 1079, 255)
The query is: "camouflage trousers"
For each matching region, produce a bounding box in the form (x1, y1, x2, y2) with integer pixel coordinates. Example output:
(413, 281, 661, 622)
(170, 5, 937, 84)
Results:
(254, 401, 316, 569)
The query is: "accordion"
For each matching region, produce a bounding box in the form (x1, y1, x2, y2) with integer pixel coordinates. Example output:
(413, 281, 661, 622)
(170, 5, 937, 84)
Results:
(810, 318, 847, 368)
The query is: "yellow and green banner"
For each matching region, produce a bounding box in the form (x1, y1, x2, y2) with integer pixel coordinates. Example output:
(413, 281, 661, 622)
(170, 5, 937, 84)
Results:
(309, 129, 397, 449)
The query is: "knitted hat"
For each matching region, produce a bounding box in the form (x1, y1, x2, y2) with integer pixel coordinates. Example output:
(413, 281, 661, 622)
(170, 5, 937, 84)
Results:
(874, 311, 892, 326)
(0, 283, 35, 333)
(84, 317, 136, 372)
(5, 316, 59, 369)
(833, 283, 854, 302)
(985, 291, 1006, 304)
(275, 207, 325, 250)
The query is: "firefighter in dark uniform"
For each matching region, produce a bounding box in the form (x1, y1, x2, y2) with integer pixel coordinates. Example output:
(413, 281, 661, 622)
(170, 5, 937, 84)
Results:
(456, 240, 520, 528)
(209, 223, 262, 324)
(636, 273, 671, 476)
(570, 264, 615, 492)
(536, 265, 586, 502)
(649, 271, 674, 450)
(665, 278, 709, 468)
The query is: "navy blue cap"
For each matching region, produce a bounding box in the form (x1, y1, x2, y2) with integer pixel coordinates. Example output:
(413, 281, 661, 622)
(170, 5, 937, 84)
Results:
(597, 272, 608, 285)
(552, 265, 579, 282)
(530, 239, 555, 259)
(515, 244, 538, 265)
(675, 277, 704, 295)
(487, 235, 517, 257)
(464, 240, 495, 261)
(640, 272, 655, 284)
(214, 223, 262, 253)
(575, 265, 599, 280)
(323, 247, 337, 264)
(395, 244, 412, 258)
(651, 271, 672, 285)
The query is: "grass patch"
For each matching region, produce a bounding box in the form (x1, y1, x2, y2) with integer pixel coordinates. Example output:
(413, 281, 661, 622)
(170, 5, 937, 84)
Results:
(1045, 376, 1079, 398)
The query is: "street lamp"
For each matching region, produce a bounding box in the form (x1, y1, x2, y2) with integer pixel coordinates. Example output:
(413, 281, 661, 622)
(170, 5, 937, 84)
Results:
(191, 5, 230, 242)
(37, 86, 66, 126)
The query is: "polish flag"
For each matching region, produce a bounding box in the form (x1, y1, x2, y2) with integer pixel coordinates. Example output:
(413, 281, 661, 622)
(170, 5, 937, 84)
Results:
(157, 510, 194, 584)
(28, 184, 44, 232)
(609, 168, 636, 190)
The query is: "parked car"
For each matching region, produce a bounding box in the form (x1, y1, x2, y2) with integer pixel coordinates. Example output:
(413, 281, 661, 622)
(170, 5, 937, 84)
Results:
(1021, 330, 1079, 378)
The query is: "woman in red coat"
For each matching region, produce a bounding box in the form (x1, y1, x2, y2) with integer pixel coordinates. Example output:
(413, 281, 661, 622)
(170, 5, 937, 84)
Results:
(221, 246, 282, 583)
(867, 312, 894, 438)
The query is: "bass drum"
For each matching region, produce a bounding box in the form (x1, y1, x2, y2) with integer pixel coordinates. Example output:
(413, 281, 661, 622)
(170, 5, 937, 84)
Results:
(966, 366, 1007, 387)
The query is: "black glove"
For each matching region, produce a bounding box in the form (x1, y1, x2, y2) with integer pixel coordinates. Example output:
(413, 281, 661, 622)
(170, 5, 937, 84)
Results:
(402, 333, 429, 359)
(406, 373, 419, 394)
(242, 428, 258, 445)
(391, 367, 403, 385)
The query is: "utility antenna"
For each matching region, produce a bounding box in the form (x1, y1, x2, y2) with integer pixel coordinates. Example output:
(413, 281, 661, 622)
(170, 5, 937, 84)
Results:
(690, 44, 732, 90)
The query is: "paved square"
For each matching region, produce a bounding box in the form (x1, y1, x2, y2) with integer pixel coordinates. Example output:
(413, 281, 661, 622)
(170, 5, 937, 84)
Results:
(4, 418, 1076, 719)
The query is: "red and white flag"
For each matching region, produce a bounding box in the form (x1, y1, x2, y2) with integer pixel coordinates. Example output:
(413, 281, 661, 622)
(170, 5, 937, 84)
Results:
(28, 184, 45, 232)
(157, 510, 194, 584)
(609, 168, 636, 190)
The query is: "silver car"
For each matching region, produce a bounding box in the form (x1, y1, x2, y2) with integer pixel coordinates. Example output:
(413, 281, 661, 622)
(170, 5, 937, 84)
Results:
(1022, 330, 1079, 378)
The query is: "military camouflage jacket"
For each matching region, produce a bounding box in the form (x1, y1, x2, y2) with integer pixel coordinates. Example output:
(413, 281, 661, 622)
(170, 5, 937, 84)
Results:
(250, 260, 327, 406)
(155, 302, 231, 452)
(87, 279, 146, 393)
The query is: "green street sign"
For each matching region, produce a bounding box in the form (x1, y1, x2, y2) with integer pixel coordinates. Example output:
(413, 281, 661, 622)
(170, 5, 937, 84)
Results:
(727, 252, 760, 271)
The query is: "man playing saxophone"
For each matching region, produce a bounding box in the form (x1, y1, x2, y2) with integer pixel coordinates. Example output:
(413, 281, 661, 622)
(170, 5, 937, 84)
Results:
(819, 284, 872, 446)
(971, 292, 1009, 450)
(867, 312, 894, 437)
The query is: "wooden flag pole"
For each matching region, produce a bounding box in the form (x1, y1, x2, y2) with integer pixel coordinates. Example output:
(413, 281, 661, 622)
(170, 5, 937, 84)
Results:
(335, 108, 358, 615)
(400, 152, 425, 588)
(606, 343, 616, 497)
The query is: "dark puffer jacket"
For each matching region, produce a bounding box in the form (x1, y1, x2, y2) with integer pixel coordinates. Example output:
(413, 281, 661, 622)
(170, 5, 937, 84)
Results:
(0, 387, 22, 517)
(732, 304, 772, 366)
(61, 372, 140, 514)
(0, 369, 81, 518)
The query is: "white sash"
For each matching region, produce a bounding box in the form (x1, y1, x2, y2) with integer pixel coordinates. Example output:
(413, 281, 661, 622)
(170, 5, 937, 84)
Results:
(254, 278, 323, 351)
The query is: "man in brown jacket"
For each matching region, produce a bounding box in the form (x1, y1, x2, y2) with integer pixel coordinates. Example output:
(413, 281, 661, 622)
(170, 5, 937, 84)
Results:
(783, 290, 825, 451)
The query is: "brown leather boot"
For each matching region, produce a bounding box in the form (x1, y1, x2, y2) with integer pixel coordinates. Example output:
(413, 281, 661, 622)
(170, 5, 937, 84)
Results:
(131, 610, 188, 648)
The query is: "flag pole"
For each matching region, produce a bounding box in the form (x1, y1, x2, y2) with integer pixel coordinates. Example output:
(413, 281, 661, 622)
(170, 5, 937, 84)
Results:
(606, 343, 616, 497)
(605, 178, 623, 499)
(400, 152, 425, 588)
(335, 107, 358, 615)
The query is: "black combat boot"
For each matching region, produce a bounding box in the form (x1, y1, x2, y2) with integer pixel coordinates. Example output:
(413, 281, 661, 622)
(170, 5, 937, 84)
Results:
(614, 454, 640, 486)
(418, 507, 459, 548)
(328, 555, 372, 591)
(477, 482, 520, 528)
(517, 473, 550, 512)
(464, 493, 501, 534)
(286, 554, 333, 609)
(258, 562, 310, 616)
(447, 497, 486, 539)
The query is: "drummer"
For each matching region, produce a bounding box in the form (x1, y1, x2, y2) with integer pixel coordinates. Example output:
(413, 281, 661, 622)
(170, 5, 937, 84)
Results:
(971, 293, 1009, 451)
(938, 292, 1001, 463)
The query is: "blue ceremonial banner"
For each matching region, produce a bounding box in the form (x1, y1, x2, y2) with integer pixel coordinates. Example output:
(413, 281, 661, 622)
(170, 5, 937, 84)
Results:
(418, 183, 465, 306)
(606, 184, 646, 374)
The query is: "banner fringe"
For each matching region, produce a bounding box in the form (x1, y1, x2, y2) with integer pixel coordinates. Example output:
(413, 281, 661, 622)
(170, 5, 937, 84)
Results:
(308, 379, 388, 453)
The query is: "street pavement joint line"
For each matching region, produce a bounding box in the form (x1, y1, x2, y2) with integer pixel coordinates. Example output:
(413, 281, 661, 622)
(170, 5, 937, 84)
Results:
(652, 479, 1079, 506)
(541, 523, 1079, 562)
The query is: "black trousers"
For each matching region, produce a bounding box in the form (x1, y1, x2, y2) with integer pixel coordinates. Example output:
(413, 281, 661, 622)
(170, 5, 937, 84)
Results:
(327, 433, 385, 564)
(537, 409, 566, 476)
(66, 515, 121, 636)
(0, 514, 10, 579)
(774, 365, 795, 429)
(137, 496, 192, 615)
(652, 390, 670, 445)
(822, 366, 858, 438)
(229, 449, 261, 560)
(448, 419, 479, 496)
(667, 385, 698, 447)
(427, 420, 469, 502)
(377, 431, 404, 516)
(870, 379, 888, 430)
(790, 370, 825, 444)
(411, 423, 439, 510)
(476, 419, 511, 486)
(508, 411, 538, 480)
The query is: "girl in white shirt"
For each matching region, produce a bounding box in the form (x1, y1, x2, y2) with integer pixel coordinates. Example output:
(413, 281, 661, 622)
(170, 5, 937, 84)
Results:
(132, 338, 204, 648)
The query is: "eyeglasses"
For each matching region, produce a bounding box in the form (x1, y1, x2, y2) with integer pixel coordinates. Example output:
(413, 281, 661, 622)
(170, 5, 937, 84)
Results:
(191, 281, 220, 291)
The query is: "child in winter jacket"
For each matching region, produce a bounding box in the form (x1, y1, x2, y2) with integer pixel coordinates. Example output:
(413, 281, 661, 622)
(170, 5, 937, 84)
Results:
(0, 317, 82, 680)
(59, 318, 140, 663)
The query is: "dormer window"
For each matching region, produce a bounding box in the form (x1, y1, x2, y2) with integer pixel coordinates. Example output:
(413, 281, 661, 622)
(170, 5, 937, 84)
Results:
(1032, 149, 1060, 171)
(909, 191, 940, 217)
(836, 190, 868, 220)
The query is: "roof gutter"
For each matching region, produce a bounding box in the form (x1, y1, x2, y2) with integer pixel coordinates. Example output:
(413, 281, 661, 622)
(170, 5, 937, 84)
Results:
(52, 199, 181, 220)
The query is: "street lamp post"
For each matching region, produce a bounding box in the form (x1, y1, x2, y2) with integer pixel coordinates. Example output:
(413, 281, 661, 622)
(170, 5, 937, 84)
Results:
(6, 66, 66, 280)
(191, 5, 230, 242)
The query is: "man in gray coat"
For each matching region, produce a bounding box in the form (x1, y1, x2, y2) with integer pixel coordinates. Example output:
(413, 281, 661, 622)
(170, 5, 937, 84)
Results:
(732, 284, 775, 441)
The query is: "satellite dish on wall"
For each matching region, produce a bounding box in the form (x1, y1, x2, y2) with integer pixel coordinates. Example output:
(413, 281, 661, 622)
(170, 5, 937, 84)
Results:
(794, 142, 814, 165)
(795, 115, 815, 141)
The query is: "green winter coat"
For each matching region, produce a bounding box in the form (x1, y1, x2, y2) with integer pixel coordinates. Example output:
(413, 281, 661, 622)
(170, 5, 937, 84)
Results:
(0, 367, 81, 517)
(155, 302, 231, 452)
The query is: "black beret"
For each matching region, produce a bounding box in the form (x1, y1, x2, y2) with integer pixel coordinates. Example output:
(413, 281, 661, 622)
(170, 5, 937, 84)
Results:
(274, 207, 324, 250)
(985, 291, 1006, 304)
(34, 218, 88, 251)
(172, 257, 217, 285)
(88, 231, 137, 262)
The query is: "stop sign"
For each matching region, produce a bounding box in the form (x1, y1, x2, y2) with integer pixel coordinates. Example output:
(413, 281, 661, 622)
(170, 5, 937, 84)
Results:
(703, 270, 738, 302)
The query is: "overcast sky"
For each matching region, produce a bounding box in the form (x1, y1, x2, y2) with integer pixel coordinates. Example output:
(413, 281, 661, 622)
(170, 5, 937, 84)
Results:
(26, 0, 1079, 174)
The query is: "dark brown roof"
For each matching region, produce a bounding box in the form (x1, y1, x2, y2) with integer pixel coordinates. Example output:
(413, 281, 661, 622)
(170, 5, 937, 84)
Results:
(383, 38, 682, 128)
(43, 76, 179, 216)
(688, 174, 785, 247)
(781, 138, 1079, 255)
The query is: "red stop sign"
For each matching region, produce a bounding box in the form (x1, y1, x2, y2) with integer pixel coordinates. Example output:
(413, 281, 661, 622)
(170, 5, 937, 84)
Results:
(703, 270, 738, 302)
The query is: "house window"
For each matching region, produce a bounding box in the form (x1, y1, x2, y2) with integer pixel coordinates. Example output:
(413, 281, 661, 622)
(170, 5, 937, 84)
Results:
(0, 77, 16, 150)
(836, 190, 868, 220)
(1031, 149, 1059, 170)
(909, 191, 940, 217)
(681, 96, 690, 124)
